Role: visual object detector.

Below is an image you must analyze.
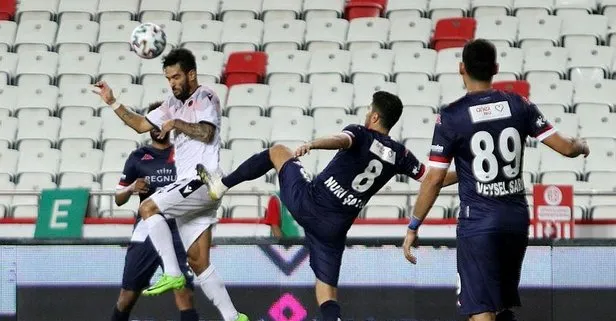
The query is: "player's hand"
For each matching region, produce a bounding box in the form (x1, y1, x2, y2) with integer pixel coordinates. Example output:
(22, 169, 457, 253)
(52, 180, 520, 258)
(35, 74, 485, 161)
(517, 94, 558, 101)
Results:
(132, 178, 150, 194)
(158, 119, 176, 139)
(92, 81, 116, 105)
(403, 229, 418, 264)
(294, 143, 312, 157)
(580, 140, 590, 158)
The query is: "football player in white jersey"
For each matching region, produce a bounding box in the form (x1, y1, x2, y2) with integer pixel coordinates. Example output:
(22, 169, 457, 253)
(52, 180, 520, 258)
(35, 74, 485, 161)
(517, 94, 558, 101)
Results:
(93, 48, 248, 321)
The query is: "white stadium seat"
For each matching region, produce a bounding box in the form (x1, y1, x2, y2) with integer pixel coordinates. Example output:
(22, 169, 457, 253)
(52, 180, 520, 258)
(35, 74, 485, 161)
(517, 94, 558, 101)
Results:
(307, 49, 350, 84)
(267, 82, 311, 116)
(180, 20, 222, 52)
(517, 15, 562, 48)
(138, 0, 180, 21)
(266, 50, 311, 84)
(560, 15, 608, 48)
(568, 46, 613, 83)
(302, 0, 345, 21)
(305, 18, 348, 52)
(96, 0, 139, 21)
(310, 82, 354, 112)
(56, 52, 100, 88)
(393, 48, 436, 83)
(398, 81, 440, 111)
(148, 20, 181, 48)
(472, 0, 513, 17)
(386, 0, 427, 19)
(0, 21, 17, 52)
(220, 19, 263, 56)
(513, 0, 553, 18)
(57, 0, 99, 21)
(572, 80, 616, 114)
(262, 19, 305, 52)
(523, 47, 568, 84)
(350, 49, 393, 83)
(261, 0, 302, 22)
(220, 0, 263, 22)
(16, 0, 58, 22)
(428, 0, 469, 22)
(58, 148, 103, 177)
(194, 50, 224, 84)
(0, 117, 17, 148)
(270, 115, 314, 143)
(346, 17, 390, 52)
(97, 20, 140, 53)
(475, 16, 519, 48)
(435, 47, 463, 79)
(55, 20, 99, 53)
(388, 18, 432, 51)
(529, 80, 573, 111)
(226, 84, 270, 117)
(15, 51, 58, 86)
(178, 0, 219, 22)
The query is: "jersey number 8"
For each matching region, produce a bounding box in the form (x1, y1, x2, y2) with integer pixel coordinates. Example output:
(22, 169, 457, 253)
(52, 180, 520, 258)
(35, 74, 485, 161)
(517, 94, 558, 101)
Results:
(352, 159, 383, 193)
(471, 127, 522, 183)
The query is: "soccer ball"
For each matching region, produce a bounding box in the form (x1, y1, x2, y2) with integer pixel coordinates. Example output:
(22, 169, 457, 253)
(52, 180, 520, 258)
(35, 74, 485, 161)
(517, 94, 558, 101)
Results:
(131, 23, 167, 59)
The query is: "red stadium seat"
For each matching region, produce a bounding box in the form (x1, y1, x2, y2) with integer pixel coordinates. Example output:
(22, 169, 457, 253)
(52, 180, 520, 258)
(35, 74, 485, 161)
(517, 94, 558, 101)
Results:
(223, 52, 268, 87)
(492, 80, 530, 98)
(344, 1, 384, 20)
(432, 18, 476, 51)
(0, 0, 16, 20)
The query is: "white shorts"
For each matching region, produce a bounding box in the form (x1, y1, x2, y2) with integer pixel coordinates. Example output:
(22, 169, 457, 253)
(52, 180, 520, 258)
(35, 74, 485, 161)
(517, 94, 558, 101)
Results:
(149, 177, 220, 250)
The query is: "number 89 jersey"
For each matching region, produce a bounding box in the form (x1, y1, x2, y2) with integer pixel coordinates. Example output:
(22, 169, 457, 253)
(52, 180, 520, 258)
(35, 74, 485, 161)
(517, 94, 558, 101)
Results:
(429, 90, 555, 235)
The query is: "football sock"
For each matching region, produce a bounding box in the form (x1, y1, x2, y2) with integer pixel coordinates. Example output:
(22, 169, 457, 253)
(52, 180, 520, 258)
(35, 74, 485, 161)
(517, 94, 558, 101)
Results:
(222, 149, 273, 188)
(196, 265, 239, 321)
(145, 214, 182, 276)
(111, 305, 130, 321)
(320, 300, 342, 321)
(180, 308, 199, 321)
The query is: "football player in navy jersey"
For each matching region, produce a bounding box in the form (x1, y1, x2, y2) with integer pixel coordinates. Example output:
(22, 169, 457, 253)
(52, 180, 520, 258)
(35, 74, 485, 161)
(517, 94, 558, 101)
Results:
(403, 39, 590, 321)
(197, 91, 458, 321)
(111, 101, 199, 321)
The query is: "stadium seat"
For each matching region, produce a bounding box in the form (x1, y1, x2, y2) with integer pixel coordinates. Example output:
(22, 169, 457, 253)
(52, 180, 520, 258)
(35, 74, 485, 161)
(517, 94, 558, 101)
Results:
(57, 0, 98, 21)
(432, 18, 476, 51)
(56, 52, 100, 88)
(220, 0, 262, 21)
(267, 82, 311, 116)
(307, 49, 350, 84)
(392, 48, 436, 83)
(55, 20, 99, 54)
(219, 148, 233, 174)
(57, 84, 103, 113)
(16, 145, 60, 178)
(58, 113, 102, 146)
(585, 148, 616, 172)
(398, 81, 440, 111)
(435, 47, 463, 79)
(59, 172, 98, 191)
(561, 15, 608, 48)
(550, 113, 579, 138)
(138, 0, 179, 21)
(513, 0, 552, 18)
(16, 0, 58, 22)
(227, 115, 272, 146)
(353, 79, 398, 109)
(315, 149, 338, 172)
(474, 16, 518, 48)
(522, 146, 540, 176)
(523, 47, 568, 84)
(384, 0, 425, 19)
(226, 83, 270, 117)
(112, 84, 145, 112)
(401, 107, 436, 139)
(15, 51, 58, 86)
(16, 111, 60, 146)
(540, 146, 585, 174)
(0, 116, 16, 148)
(13, 173, 56, 209)
(313, 111, 355, 137)
(0, 21, 16, 52)
(541, 171, 579, 185)
(265, 50, 310, 84)
(0, 0, 16, 20)
(302, 0, 345, 21)
(194, 50, 224, 84)
(14, 20, 57, 53)
(350, 49, 393, 83)
(310, 82, 354, 113)
(579, 114, 616, 139)
(305, 18, 349, 51)
(180, 20, 222, 52)
(495, 47, 523, 80)
(388, 17, 432, 51)
(99, 171, 138, 218)
(472, 0, 512, 17)
(96, 0, 139, 21)
(261, 0, 302, 22)
(573, 80, 616, 114)
(591, 205, 616, 219)
(270, 115, 314, 144)
(99, 108, 143, 146)
(529, 80, 573, 111)
(554, 0, 595, 17)
(590, 195, 616, 206)
(346, 17, 389, 52)
(15, 85, 58, 115)
(0, 53, 17, 87)
(97, 20, 140, 53)
(147, 20, 181, 49)
(517, 15, 562, 48)
(567, 46, 613, 83)
(178, 0, 219, 21)
(587, 171, 616, 191)
(205, 83, 228, 110)
(98, 51, 141, 84)
(58, 147, 103, 178)
(220, 19, 263, 56)
(492, 81, 530, 98)
(439, 76, 467, 106)
(362, 205, 403, 219)
(429, 0, 469, 22)
(0, 147, 18, 176)
(344, 1, 384, 21)
(262, 19, 306, 52)
(223, 51, 267, 87)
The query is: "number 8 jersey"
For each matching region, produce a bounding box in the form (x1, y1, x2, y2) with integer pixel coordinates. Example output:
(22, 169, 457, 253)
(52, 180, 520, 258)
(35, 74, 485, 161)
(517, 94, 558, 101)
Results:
(429, 90, 555, 236)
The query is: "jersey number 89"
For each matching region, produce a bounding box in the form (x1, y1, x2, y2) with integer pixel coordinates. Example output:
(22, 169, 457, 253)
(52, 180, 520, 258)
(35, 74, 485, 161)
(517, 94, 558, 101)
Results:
(471, 127, 522, 183)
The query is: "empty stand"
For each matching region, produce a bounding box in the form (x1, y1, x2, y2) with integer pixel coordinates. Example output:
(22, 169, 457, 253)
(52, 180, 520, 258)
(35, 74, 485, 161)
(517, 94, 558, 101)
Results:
(261, 0, 302, 22)
(302, 0, 345, 21)
(0, 21, 16, 52)
(0, 0, 15, 20)
(262, 19, 305, 52)
(344, 0, 385, 21)
(474, 16, 518, 48)
(224, 51, 267, 87)
(388, 17, 432, 51)
(220, 19, 263, 55)
(432, 18, 476, 51)
(178, 0, 219, 22)
(346, 17, 389, 51)
(57, 0, 98, 21)
(180, 20, 222, 52)
(266, 50, 310, 84)
(96, 0, 139, 22)
(305, 18, 348, 51)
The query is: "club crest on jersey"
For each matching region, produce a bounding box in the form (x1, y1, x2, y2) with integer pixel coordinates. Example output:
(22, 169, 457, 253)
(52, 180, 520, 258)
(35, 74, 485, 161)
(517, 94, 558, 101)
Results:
(141, 154, 154, 160)
(369, 140, 396, 165)
(468, 101, 512, 123)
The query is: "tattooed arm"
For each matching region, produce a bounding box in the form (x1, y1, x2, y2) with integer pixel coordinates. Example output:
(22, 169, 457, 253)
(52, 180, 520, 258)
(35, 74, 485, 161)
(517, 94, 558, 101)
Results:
(113, 104, 154, 133)
(172, 120, 216, 143)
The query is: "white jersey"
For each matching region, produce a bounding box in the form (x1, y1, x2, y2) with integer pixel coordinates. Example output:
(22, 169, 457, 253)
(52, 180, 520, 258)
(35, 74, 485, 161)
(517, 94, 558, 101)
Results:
(145, 85, 221, 180)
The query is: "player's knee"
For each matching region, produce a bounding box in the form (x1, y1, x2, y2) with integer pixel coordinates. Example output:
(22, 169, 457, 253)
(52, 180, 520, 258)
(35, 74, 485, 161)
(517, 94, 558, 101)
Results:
(269, 144, 294, 169)
(187, 255, 209, 275)
(174, 289, 194, 310)
(117, 289, 138, 312)
(138, 200, 158, 219)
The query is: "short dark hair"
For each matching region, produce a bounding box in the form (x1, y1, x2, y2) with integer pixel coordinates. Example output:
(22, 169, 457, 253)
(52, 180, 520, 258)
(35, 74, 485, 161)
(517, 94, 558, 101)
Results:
(371, 91, 403, 130)
(147, 101, 164, 113)
(462, 39, 497, 82)
(162, 48, 197, 74)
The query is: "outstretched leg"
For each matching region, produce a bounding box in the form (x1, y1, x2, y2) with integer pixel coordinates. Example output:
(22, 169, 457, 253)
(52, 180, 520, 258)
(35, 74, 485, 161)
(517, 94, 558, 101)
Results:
(316, 279, 341, 321)
(198, 144, 294, 199)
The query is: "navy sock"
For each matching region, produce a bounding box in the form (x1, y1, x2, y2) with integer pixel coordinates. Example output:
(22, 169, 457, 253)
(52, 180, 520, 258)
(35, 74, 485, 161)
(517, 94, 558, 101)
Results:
(222, 149, 274, 188)
(180, 308, 199, 321)
(320, 300, 341, 321)
(111, 305, 130, 321)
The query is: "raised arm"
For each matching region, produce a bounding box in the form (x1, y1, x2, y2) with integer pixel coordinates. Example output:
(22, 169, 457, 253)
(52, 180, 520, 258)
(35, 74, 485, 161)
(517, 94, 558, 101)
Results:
(542, 133, 590, 158)
(163, 120, 216, 143)
(294, 133, 352, 157)
(93, 81, 153, 133)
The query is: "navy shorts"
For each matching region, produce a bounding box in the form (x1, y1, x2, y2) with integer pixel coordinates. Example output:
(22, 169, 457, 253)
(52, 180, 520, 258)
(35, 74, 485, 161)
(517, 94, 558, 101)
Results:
(278, 159, 346, 287)
(456, 233, 528, 316)
(122, 219, 194, 291)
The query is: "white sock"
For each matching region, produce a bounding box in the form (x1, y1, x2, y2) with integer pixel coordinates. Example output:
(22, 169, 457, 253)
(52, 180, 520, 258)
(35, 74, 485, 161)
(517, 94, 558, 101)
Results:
(197, 265, 239, 321)
(145, 215, 182, 277)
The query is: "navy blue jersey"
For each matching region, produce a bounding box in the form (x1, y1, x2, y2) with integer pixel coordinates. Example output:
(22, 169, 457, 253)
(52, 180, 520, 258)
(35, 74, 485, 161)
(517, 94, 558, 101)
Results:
(429, 90, 555, 236)
(312, 125, 426, 218)
(117, 145, 177, 204)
